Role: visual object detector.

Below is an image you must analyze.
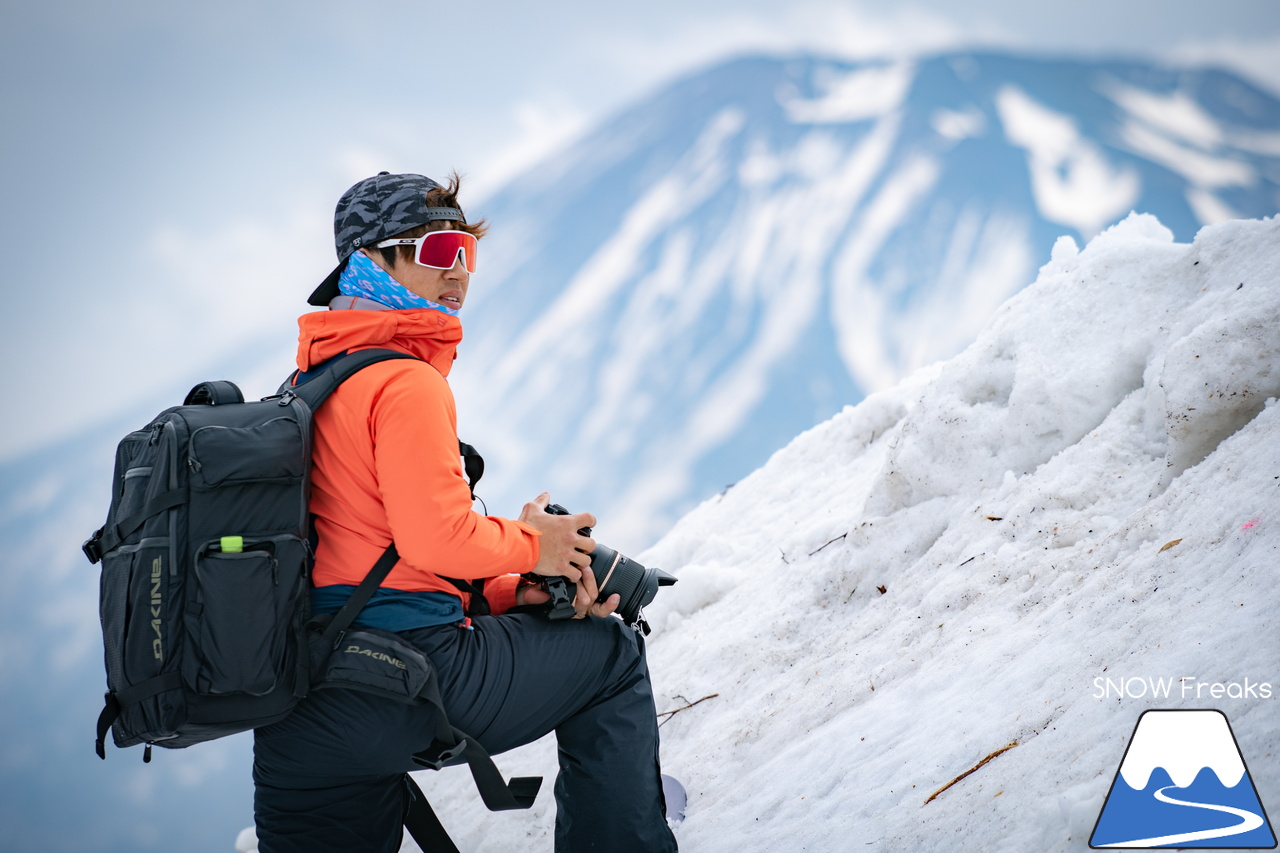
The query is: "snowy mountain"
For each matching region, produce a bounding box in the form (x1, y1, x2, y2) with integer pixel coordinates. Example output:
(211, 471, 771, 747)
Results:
(357, 213, 1279, 853)
(3, 51, 1280, 853)
(452, 51, 1280, 552)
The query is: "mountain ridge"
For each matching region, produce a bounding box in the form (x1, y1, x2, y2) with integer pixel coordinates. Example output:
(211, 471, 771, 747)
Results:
(450, 49, 1280, 551)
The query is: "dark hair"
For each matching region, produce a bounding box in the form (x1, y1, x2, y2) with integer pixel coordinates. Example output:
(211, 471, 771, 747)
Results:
(377, 170, 488, 268)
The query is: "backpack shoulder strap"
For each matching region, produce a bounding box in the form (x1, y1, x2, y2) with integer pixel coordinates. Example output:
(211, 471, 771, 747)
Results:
(313, 544, 401, 651)
(286, 348, 418, 411)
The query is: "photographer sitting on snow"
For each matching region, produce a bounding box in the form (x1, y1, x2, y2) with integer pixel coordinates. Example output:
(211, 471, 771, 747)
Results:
(252, 171, 678, 853)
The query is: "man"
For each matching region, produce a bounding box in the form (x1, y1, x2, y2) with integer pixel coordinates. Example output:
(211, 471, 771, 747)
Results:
(252, 172, 678, 853)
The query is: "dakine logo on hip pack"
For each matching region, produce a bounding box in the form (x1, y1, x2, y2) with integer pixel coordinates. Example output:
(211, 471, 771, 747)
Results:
(312, 628, 433, 703)
(343, 643, 408, 670)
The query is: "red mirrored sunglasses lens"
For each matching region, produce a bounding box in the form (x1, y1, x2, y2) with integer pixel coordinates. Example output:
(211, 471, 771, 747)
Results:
(416, 231, 477, 272)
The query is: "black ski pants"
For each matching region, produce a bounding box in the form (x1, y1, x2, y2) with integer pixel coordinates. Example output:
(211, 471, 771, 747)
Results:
(253, 612, 678, 853)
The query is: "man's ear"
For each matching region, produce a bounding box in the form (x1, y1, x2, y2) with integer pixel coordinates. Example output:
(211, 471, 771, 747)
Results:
(362, 246, 395, 274)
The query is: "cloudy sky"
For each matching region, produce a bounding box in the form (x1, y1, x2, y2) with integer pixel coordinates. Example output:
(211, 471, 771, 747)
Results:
(2, 0, 1279, 462)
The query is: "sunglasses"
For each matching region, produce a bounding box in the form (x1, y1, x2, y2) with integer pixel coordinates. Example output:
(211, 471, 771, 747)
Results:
(375, 230, 477, 273)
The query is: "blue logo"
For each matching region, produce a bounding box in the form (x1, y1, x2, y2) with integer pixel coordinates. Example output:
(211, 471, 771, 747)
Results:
(1091, 710, 1276, 848)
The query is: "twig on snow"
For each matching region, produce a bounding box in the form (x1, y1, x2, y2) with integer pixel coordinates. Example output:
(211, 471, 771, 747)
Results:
(809, 533, 848, 556)
(658, 693, 720, 727)
(923, 741, 1019, 805)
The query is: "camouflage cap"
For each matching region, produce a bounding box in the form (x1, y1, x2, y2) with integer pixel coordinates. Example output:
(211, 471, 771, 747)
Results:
(308, 171, 466, 306)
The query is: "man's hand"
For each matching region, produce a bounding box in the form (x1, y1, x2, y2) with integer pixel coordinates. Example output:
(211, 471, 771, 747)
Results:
(516, 493, 619, 618)
(572, 565, 621, 619)
(518, 493, 596, 583)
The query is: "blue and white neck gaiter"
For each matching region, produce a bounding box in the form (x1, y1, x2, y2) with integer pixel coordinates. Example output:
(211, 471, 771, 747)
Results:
(337, 249, 460, 316)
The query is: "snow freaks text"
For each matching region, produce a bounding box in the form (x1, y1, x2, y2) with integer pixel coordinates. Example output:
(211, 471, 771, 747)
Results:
(1093, 676, 1274, 701)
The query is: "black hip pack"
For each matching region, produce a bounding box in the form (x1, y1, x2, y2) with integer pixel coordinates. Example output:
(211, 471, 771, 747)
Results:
(312, 627, 435, 703)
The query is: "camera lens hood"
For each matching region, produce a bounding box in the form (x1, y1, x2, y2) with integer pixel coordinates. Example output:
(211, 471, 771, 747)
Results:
(591, 545, 677, 625)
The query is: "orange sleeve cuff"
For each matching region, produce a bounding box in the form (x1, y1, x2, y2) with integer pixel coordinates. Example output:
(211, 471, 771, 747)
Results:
(485, 574, 524, 615)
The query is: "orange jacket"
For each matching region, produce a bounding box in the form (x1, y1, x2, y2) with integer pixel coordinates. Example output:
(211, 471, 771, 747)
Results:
(296, 307, 539, 615)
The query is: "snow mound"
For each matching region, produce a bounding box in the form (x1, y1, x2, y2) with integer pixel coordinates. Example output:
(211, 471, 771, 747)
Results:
(241, 214, 1278, 851)
(637, 213, 1279, 852)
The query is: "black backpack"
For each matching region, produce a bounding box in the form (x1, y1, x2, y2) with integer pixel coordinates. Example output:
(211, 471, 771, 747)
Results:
(83, 348, 538, 851)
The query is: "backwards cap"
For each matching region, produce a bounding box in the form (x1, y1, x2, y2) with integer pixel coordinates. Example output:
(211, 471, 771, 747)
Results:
(308, 171, 466, 306)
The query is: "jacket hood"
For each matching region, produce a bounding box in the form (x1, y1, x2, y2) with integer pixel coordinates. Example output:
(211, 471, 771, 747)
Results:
(296, 308, 463, 378)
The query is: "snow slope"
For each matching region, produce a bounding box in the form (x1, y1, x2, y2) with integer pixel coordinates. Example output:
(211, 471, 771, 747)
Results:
(237, 213, 1278, 852)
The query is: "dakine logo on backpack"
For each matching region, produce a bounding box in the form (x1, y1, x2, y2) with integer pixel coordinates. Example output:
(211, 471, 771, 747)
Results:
(148, 555, 163, 660)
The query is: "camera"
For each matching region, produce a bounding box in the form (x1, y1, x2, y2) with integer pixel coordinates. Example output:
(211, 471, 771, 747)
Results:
(526, 503, 676, 634)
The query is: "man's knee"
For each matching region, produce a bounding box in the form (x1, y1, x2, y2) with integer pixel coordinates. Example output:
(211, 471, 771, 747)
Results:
(553, 614, 652, 691)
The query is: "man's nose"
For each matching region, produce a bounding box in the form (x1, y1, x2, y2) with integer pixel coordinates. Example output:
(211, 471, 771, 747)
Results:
(446, 251, 469, 277)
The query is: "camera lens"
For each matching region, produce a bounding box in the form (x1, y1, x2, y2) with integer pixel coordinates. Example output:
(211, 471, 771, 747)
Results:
(589, 544, 677, 625)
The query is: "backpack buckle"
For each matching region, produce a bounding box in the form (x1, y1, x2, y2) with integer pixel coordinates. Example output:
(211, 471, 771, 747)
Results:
(412, 737, 468, 771)
(83, 530, 104, 564)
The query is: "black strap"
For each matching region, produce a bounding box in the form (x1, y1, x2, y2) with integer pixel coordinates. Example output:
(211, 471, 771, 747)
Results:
(284, 348, 417, 409)
(290, 350, 485, 495)
(95, 695, 119, 760)
(317, 544, 402, 652)
(96, 671, 183, 759)
(458, 442, 484, 498)
(403, 774, 461, 853)
(423, 206, 465, 223)
(454, 731, 542, 811)
(443, 577, 490, 616)
(289, 352, 487, 491)
(440, 440, 489, 615)
(403, 657, 541, 811)
(409, 725, 541, 811)
(86, 488, 186, 563)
